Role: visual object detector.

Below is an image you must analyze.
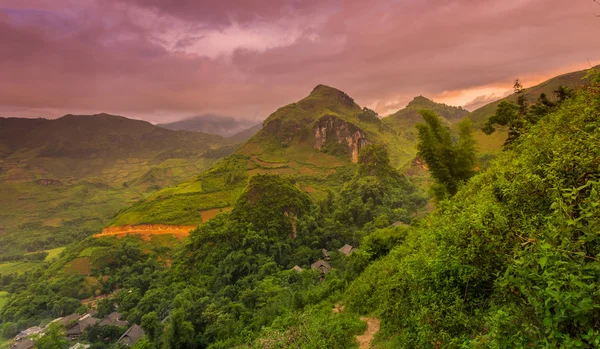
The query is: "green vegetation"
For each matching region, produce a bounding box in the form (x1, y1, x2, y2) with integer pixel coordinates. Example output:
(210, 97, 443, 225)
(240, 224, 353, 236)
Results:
(111, 85, 426, 228)
(345, 71, 600, 347)
(0, 69, 597, 348)
(0, 143, 425, 348)
(416, 111, 477, 200)
(44, 248, 65, 262)
(33, 322, 68, 349)
(468, 66, 592, 128)
(0, 113, 237, 258)
(0, 292, 8, 311)
(0, 262, 40, 275)
(483, 79, 575, 147)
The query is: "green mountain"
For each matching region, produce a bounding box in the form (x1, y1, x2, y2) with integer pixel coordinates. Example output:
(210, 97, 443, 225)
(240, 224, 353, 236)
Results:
(468, 67, 592, 128)
(0, 113, 235, 256)
(110, 85, 420, 227)
(384, 95, 470, 128)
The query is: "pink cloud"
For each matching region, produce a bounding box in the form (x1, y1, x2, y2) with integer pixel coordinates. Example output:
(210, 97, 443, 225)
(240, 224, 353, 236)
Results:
(0, 0, 599, 123)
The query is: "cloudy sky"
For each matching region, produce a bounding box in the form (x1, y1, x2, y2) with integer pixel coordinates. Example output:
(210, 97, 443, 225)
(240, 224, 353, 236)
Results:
(1, 0, 599, 123)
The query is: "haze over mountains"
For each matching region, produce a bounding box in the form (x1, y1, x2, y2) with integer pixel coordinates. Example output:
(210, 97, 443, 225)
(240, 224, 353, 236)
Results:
(157, 114, 262, 138)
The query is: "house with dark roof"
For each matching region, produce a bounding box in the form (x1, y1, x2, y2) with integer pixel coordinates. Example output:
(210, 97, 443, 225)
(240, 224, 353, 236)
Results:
(66, 315, 98, 338)
(118, 324, 145, 346)
(338, 244, 356, 256)
(311, 259, 332, 274)
(14, 326, 43, 342)
(11, 339, 34, 349)
(100, 312, 127, 327)
(60, 313, 81, 328)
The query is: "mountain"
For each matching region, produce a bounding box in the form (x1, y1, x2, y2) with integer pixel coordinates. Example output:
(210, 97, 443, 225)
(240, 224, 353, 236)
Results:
(158, 114, 260, 137)
(384, 96, 470, 129)
(0, 113, 235, 256)
(467, 67, 592, 128)
(109, 85, 420, 227)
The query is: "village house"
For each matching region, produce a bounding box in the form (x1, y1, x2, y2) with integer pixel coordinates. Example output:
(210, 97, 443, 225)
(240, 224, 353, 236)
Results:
(118, 324, 145, 346)
(11, 339, 34, 349)
(292, 265, 303, 272)
(99, 312, 128, 327)
(14, 326, 43, 342)
(338, 244, 356, 256)
(66, 314, 98, 339)
(311, 259, 332, 274)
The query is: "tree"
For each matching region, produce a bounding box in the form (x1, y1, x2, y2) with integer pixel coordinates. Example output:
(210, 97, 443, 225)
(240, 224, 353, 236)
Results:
(483, 80, 575, 146)
(161, 309, 194, 349)
(33, 322, 68, 349)
(141, 311, 162, 345)
(483, 79, 527, 145)
(416, 110, 477, 200)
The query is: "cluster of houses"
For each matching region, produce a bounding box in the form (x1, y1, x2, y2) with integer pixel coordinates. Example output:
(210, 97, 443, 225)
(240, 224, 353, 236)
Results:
(293, 244, 356, 278)
(11, 310, 144, 349)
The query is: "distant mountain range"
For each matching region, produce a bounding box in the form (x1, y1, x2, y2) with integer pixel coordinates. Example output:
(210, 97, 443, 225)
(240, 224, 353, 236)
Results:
(158, 114, 262, 139)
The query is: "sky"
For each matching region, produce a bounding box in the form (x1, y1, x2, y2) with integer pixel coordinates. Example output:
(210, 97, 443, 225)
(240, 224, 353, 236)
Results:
(1, 0, 599, 124)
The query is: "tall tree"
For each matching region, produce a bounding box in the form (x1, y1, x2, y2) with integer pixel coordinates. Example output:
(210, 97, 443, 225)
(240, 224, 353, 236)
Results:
(416, 110, 477, 200)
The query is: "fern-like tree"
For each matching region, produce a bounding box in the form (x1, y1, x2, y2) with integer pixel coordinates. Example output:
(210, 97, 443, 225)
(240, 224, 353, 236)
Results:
(416, 110, 477, 200)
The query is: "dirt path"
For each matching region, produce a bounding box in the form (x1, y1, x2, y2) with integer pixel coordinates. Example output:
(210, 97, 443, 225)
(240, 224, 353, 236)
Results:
(331, 304, 380, 348)
(356, 317, 380, 349)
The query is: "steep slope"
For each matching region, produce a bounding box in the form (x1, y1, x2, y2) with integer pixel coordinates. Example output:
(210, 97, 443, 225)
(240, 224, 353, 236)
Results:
(345, 75, 600, 347)
(158, 114, 258, 137)
(0, 114, 235, 256)
(467, 67, 592, 128)
(110, 85, 418, 227)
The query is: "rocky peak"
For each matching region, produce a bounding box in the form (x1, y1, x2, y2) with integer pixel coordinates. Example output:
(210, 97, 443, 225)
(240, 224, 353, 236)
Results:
(313, 115, 370, 163)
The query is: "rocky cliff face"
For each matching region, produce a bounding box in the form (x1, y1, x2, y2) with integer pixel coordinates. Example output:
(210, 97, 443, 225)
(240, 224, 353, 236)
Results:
(313, 115, 369, 163)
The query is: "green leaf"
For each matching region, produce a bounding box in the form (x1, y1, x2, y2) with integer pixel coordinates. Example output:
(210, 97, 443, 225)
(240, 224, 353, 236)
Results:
(543, 317, 553, 327)
(539, 256, 548, 268)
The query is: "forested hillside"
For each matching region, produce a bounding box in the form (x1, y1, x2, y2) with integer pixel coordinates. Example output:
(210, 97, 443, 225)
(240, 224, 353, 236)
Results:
(109, 85, 422, 227)
(0, 114, 236, 259)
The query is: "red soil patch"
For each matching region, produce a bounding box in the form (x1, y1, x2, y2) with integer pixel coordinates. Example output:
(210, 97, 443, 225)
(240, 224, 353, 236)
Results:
(95, 224, 198, 241)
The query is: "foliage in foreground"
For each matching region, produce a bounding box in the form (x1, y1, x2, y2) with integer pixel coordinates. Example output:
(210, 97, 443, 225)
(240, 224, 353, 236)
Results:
(346, 72, 600, 347)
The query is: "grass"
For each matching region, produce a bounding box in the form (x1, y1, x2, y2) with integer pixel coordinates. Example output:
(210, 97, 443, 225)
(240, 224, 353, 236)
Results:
(0, 262, 40, 274)
(0, 291, 9, 311)
(44, 247, 65, 262)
